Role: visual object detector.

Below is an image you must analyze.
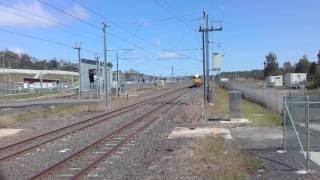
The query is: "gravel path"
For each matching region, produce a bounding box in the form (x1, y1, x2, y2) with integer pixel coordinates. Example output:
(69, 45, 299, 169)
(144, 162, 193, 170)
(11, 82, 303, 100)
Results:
(77, 89, 195, 180)
(0, 86, 189, 179)
(0, 84, 185, 148)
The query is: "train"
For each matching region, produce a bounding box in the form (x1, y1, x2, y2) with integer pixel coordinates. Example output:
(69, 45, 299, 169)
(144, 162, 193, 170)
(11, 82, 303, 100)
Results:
(192, 75, 203, 87)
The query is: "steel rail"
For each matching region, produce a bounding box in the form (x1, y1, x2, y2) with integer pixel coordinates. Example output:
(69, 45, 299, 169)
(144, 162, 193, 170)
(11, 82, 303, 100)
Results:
(72, 91, 190, 180)
(0, 87, 187, 161)
(29, 89, 190, 180)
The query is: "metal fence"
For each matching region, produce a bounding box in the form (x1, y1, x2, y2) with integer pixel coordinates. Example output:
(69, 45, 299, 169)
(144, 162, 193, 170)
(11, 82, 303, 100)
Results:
(220, 82, 305, 114)
(284, 95, 320, 171)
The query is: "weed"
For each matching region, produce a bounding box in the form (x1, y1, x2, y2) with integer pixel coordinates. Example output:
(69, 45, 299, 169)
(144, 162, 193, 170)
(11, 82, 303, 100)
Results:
(192, 136, 263, 180)
(0, 116, 16, 128)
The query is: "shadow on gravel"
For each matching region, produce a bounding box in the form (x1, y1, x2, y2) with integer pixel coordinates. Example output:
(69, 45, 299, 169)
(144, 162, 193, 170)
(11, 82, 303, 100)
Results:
(208, 118, 230, 121)
(0, 170, 5, 180)
(246, 147, 298, 172)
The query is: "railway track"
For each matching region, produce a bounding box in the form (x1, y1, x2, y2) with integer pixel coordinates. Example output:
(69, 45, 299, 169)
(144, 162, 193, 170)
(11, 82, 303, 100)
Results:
(0, 87, 187, 162)
(29, 88, 191, 180)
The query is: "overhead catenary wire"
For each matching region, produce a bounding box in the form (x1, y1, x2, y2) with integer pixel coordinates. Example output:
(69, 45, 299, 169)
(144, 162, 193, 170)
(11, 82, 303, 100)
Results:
(152, 0, 202, 55)
(38, 0, 159, 58)
(152, 0, 196, 31)
(0, 28, 98, 54)
(0, 1, 102, 41)
(70, 0, 164, 54)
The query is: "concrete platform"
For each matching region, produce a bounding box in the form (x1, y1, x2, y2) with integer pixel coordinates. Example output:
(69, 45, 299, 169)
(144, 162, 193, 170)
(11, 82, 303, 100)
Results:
(168, 127, 233, 140)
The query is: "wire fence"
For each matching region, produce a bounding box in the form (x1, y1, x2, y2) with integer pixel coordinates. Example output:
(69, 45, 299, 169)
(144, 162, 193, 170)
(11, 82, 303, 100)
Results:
(0, 78, 181, 103)
(284, 95, 320, 171)
(220, 81, 305, 114)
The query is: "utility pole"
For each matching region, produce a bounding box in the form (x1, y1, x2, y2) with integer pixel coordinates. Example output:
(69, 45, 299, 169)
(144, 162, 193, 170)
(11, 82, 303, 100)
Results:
(8, 61, 11, 92)
(1, 55, 5, 94)
(199, 9, 222, 103)
(116, 53, 119, 96)
(171, 65, 174, 81)
(74, 43, 81, 99)
(102, 23, 109, 112)
(201, 30, 206, 102)
(95, 55, 100, 97)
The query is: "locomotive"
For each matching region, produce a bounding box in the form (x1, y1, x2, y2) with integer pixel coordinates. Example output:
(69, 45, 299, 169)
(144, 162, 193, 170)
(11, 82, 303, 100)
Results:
(192, 75, 203, 87)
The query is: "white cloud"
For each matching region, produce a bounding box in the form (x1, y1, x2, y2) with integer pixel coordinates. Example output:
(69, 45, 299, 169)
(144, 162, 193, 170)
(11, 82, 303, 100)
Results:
(70, 4, 89, 20)
(159, 51, 182, 59)
(0, 0, 89, 28)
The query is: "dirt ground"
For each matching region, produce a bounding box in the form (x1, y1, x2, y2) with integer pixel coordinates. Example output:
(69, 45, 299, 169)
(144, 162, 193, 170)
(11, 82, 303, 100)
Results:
(137, 86, 320, 179)
(1, 84, 319, 179)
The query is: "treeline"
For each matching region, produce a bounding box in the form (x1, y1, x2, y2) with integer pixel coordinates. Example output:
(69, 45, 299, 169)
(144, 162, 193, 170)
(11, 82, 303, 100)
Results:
(263, 51, 320, 88)
(0, 49, 78, 71)
(220, 50, 320, 88)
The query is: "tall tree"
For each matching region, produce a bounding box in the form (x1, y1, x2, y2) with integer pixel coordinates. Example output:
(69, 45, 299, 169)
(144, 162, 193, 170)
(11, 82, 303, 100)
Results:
(282, 61, 294, 74)
(295, 55, 310, 73)
(317, 50, 320, 65)
(20, 53, 33, 69)
(309, 62, 319, 75)
(1, 50, 19, 68)
(263, 52, 279, 77)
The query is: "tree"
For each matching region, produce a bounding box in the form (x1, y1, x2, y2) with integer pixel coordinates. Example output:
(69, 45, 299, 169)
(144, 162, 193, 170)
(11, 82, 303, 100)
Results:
(48, 58, 59, 70)
(282, 61, 294, 74)
(1, 50, 19, 68)
(20, 53, 33, 69)
(317, 50, 320, 65)
(309, 62, 319, 75)
(308, 62, 320, 88)
(263, 52, 279, 77)
(295, 55, 310, 73)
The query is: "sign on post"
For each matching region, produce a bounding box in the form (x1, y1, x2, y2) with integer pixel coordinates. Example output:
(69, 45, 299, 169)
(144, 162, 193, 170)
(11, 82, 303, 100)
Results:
(212, 53, 223, 71)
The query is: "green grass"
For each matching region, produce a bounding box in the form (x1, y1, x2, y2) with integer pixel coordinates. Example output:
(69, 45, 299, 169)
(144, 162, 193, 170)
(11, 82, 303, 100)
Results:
(210, 86, 229, 118)
(212, 86, 282, 126)
(193, 136, 263, 179)
(241, 100, 282, 126)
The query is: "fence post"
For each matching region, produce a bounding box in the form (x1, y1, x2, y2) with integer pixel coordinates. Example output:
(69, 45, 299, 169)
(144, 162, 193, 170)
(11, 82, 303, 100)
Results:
(283, 95, 286, 150)
(306, 96, 310, 171)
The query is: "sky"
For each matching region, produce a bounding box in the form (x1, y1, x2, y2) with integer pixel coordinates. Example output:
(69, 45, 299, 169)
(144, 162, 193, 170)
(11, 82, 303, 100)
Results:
(0, 0, 319, 76)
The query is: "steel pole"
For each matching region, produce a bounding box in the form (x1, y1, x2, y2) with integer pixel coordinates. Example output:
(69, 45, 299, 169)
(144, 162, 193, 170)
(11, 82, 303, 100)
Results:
(77, 48, 81, 99)
(306, 96, 310, 171)
(205, 12, 210, 103)
(96, 56, 100, 97)
(283, 96, 286, 151)
(202, 31, 206, 103)
(102, 23, 108, 112)
(116, 53, 119, 97)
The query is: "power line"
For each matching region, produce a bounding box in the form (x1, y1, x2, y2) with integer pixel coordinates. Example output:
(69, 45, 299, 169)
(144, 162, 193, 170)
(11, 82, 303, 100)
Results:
(70, 0, 163, 53)
(162, 0, 198, 29)
(152, 0, 201, 49)
(40, 0, 159, 58)
(153, 0, 195, 31)
(0, 1, 101, 40)
(38, 0, 100, 29)
(0, 28, 97, 54)
(0, 7, 100, 42)
(164, 48, 202, 51)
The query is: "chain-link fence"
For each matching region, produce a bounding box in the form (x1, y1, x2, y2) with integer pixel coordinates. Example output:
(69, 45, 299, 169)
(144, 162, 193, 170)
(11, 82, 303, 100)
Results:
(220, 81, 305, 114)
(284, 95, 320, 171)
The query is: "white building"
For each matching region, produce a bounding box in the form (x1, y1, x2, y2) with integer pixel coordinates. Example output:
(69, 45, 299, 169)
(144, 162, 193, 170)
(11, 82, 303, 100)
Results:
(266, 75, 283, 87)
(80, 59, 113, 92)
(23, 78, 59, 89)
(284, 73, 307, 88)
